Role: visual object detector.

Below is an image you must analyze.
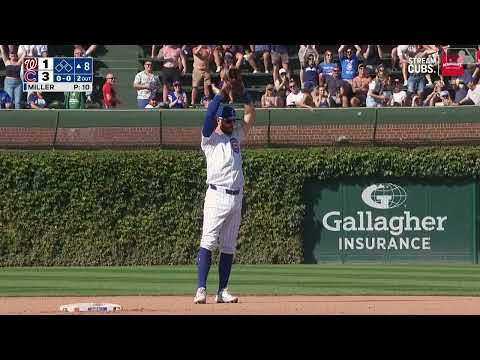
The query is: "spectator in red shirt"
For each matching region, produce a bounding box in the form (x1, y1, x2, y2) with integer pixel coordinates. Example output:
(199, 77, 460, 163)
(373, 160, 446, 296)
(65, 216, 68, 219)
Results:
(102, 73, 120, 109)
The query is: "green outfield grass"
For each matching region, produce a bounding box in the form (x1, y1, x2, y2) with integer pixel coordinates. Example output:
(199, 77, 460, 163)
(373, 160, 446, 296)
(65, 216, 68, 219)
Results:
(1, 265, 480, 297)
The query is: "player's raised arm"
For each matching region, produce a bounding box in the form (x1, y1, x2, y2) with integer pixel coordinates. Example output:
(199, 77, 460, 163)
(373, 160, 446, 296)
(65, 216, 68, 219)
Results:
(202, 94, 223, 137)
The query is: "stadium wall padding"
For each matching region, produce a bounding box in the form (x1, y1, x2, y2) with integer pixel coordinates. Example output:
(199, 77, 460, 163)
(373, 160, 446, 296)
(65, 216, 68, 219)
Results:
(1, 107, 480, 148)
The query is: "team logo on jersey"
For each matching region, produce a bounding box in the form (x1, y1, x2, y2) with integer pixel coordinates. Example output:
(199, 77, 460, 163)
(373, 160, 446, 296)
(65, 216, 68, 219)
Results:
(230, 138, 240, 153)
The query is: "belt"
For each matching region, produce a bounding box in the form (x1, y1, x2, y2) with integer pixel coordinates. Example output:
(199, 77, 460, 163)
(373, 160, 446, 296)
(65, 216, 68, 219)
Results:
(209, 184, 240, 195)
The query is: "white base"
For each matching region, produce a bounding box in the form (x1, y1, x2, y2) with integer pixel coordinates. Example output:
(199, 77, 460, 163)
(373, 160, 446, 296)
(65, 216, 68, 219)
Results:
(60, 303, 122, 313)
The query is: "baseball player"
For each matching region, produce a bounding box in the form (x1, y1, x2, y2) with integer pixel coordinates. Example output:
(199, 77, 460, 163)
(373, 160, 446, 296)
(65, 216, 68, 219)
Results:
(194, 68, 256, 304)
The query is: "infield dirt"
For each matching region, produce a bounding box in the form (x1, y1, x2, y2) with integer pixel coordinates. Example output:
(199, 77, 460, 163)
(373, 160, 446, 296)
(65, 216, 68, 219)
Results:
(2, 296, 480, 315)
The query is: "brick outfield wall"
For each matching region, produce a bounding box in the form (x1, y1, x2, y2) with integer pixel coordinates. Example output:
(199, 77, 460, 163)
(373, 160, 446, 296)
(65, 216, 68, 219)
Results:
(1, 123, 480, 148)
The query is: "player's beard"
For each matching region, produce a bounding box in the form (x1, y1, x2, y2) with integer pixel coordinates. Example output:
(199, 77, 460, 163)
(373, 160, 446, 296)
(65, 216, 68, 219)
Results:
(220, 123, 234, 135)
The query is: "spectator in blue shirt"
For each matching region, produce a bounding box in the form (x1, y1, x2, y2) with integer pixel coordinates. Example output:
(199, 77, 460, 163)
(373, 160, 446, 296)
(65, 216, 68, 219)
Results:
(168, 81, 188, 108)
(303, 54, 320, 89)
(319, 50, 338, 86)
(28, 91, 48, 109)
(0, 89, 12, 109)
(338, 45, 362, 84)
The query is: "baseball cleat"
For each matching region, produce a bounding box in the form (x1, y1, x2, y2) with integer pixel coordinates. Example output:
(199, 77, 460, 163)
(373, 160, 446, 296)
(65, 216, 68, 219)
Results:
(215, 288, 238, 303)
(194, 287, 207, 304)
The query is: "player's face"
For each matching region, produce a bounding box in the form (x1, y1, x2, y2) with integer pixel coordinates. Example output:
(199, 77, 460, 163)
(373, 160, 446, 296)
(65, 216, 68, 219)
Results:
(219, 117, 235, 134)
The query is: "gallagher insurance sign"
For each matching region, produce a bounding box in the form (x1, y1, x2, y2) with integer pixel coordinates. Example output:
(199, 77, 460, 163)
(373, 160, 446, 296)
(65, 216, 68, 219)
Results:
(303, 180, 477, 263)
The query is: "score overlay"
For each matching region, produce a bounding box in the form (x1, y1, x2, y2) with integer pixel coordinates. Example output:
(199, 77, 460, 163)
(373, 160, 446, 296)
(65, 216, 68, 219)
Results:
(22, 57, 93, 92)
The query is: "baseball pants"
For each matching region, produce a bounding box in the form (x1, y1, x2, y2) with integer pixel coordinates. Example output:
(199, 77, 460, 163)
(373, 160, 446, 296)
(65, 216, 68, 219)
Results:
(200, 186, 243, 254)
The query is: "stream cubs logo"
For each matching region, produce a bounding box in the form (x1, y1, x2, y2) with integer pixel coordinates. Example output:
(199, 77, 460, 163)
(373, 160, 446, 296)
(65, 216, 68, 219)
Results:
(230, 138, 240, 153)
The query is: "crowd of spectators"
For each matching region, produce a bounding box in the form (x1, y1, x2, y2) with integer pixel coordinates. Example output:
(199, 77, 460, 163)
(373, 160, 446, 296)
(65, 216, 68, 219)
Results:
(134, 44, 480, 110)
(1, 44, 480, 110)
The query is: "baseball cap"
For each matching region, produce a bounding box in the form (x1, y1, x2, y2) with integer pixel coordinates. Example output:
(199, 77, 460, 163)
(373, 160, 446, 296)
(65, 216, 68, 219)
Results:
(216, 104, 236, 119)
(224, 51, 234, 61)
(279, 68, 287, 75)
(440, 90, 449, 97)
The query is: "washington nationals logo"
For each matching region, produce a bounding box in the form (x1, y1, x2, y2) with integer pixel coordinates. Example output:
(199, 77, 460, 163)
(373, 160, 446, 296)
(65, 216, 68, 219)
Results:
(230, 138, 240, 153)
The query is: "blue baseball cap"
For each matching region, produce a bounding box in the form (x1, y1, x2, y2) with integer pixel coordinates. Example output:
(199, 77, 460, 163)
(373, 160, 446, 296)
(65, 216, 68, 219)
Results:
(216, 104, 236, 119)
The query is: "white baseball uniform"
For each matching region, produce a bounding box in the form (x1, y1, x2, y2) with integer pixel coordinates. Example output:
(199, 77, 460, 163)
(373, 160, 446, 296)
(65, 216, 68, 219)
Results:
(200, 126, 245, 254)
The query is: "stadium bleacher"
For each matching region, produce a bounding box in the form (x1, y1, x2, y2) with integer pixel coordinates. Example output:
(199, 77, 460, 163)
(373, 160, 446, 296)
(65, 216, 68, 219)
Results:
(1, 45, 478, 109)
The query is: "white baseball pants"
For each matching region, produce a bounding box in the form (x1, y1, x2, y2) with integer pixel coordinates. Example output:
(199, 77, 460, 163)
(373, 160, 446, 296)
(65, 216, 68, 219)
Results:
(200, 186, 243, 254)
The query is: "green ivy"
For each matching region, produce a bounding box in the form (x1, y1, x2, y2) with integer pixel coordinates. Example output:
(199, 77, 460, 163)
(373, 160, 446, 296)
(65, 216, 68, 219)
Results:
(1, 147, 480, 266)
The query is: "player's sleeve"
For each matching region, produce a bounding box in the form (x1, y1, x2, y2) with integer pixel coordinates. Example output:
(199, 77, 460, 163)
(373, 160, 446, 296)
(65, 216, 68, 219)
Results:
(202, 93, 223, 138)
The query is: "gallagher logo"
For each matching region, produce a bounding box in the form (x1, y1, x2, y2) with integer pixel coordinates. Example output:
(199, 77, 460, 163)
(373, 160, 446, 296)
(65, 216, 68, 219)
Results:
(361, 183, 407, 210)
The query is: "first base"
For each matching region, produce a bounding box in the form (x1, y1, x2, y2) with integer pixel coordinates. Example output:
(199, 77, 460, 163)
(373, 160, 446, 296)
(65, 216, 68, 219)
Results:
(60, 303, 122, 313)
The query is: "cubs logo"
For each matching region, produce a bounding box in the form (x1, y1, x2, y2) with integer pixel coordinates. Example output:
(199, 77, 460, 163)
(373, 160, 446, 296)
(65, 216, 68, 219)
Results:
(230, 138, 240, 153)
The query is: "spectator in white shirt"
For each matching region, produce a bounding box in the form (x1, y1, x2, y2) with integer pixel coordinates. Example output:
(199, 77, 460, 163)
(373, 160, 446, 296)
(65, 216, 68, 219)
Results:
(390, 79, 407, 106)
(145, 95, 160, 109)
(286, 80, 304, 107)
(17, 45, 48, 57)
(133, 59, 160, 109)
(456, 81, 480, 106)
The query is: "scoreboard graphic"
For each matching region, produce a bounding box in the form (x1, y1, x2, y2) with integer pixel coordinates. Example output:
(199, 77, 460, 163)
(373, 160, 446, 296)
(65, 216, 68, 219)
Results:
(22, 57, 93, 92)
